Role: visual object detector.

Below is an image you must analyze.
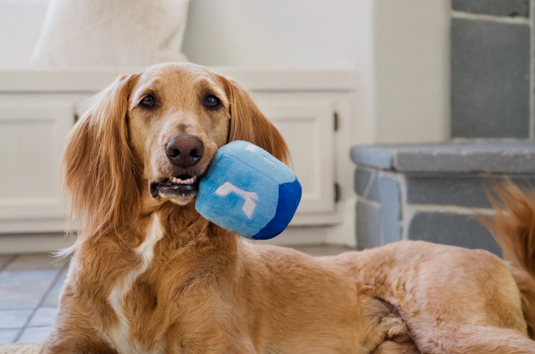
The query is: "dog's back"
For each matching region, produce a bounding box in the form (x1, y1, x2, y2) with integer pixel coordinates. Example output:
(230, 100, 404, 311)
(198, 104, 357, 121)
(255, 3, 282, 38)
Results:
(486, 183, 535, 338)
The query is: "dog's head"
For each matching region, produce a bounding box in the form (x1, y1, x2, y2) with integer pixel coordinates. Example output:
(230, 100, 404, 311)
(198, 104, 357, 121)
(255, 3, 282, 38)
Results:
(63, 63, 289, 236)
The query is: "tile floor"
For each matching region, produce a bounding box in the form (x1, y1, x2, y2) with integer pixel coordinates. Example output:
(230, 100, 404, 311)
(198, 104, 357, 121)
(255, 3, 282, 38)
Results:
(0, 253, 68, 344)
(0, 244, 353, 344)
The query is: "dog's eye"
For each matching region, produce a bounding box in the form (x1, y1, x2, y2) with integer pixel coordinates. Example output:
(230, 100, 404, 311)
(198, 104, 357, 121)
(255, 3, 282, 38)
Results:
(204, 95, 221, 109)
(140, 95, 156, 108)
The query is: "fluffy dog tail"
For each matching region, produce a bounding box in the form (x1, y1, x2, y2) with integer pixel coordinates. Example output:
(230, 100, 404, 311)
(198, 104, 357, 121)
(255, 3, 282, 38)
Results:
(485, 183, 535, 338)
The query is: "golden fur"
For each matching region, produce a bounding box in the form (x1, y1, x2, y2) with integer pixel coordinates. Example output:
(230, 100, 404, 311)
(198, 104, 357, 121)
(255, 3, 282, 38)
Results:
(41, 63, 535, 353)
(484, 183, 535, 339)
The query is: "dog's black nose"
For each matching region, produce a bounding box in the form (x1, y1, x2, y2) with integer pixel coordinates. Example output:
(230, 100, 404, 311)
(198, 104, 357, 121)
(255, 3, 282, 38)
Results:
(165, 134, 204, 167)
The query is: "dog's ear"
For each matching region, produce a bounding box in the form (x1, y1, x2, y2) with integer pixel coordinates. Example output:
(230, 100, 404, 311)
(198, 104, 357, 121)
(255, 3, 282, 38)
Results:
(62, 73, 140, 239)
(221, 76, 290, 164)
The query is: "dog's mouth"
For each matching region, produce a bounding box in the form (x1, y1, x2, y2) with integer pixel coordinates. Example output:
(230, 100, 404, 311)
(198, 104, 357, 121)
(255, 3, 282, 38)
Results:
(150, 174, 201, 202)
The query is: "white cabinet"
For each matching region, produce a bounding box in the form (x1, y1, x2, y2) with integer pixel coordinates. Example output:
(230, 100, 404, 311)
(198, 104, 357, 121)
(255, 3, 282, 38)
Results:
(0, 102, 74, 233)
(0, 68, 356, 249)
(258, 100, 335, 216)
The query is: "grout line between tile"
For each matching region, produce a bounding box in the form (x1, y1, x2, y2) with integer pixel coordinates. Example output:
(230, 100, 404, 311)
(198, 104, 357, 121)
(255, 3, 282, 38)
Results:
(452, 10, 531, 24)
(0, 308, 37, 311)
(24, 324, 51, 329)
(10, 328, 24, 344)
(13, 261, 67, 342)
(0, 254, 18, 272)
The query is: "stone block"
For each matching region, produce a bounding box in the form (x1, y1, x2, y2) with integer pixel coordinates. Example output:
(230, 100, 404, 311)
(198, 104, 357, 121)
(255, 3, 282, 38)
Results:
(377, 176, 402, 244)
(451, 18, 530, 138)
(356, 200, 382, 249)
(408, 211, 501, 255)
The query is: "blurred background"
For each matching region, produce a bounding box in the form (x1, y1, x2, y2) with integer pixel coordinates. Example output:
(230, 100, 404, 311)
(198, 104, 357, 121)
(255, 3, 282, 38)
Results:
(0, 0, 534, 343)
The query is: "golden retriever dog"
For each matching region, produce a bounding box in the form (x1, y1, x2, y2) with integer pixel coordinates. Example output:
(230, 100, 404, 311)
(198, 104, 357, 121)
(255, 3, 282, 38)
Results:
(41, 63, 535, 354)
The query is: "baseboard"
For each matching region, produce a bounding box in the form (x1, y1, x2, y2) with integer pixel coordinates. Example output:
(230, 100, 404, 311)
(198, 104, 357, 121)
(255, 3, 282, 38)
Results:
(0, 226, 330, 254)
(0, 233, 74, 254)
(326, 197, 357, 247)
(262, 226, 328, 245)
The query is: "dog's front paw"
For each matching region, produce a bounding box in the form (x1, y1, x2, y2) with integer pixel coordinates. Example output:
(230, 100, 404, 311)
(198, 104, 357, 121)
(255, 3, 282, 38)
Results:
(380, 314, 411, 343)
(373, 341, 421, 354)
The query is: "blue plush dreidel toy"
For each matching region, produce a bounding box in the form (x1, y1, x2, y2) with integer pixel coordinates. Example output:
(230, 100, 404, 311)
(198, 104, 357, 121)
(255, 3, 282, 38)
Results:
(196, 141, 302, 240)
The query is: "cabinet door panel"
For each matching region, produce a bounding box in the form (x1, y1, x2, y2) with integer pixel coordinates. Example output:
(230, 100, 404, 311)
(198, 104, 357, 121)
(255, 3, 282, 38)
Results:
(0, 103, 73, 226)
(257, 101, 335, 214)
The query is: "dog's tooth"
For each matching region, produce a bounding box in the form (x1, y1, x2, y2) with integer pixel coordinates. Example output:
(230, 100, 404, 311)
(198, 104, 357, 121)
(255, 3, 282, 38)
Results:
(169, 176, 197, 184)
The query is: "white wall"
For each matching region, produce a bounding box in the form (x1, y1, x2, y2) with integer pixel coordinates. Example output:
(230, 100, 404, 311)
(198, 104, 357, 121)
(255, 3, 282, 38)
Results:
(0, 0, 450, 144)
(0, 0, 48, 67)
(185, 0, 451, 144)
(0, 0, 360, 68)
(374, 0, 451, 143)
(354, 0, 451, 145)
(182, 0, 359, 67)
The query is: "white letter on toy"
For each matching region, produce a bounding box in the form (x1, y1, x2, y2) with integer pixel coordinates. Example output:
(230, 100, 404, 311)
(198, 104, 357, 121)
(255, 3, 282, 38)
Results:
(215, 182, 259, 218)
(245, 144, 258, 152)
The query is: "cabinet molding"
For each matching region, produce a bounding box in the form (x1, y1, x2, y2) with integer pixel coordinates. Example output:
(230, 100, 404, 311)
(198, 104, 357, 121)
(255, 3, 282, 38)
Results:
(0, 102, 73, 232)
(259, 100, 335, 215)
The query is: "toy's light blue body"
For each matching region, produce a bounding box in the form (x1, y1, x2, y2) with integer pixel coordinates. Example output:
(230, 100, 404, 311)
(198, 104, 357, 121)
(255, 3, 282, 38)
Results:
(196, 141, 302, 240)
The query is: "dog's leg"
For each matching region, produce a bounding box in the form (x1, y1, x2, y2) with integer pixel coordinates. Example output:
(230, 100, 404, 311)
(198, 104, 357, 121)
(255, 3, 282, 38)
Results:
(410, 324, 535, 354)
(39, 319, 118, 354)
(374, 341, 421, 354)
(40, 337, 117, 354)
(360, 298, 419, 353)
(39, 300, 118, 354)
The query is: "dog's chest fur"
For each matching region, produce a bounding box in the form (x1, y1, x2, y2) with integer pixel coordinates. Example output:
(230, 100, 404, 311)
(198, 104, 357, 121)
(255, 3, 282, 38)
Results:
(101, 211, 235, 354)
(107, 213, 166, 354)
